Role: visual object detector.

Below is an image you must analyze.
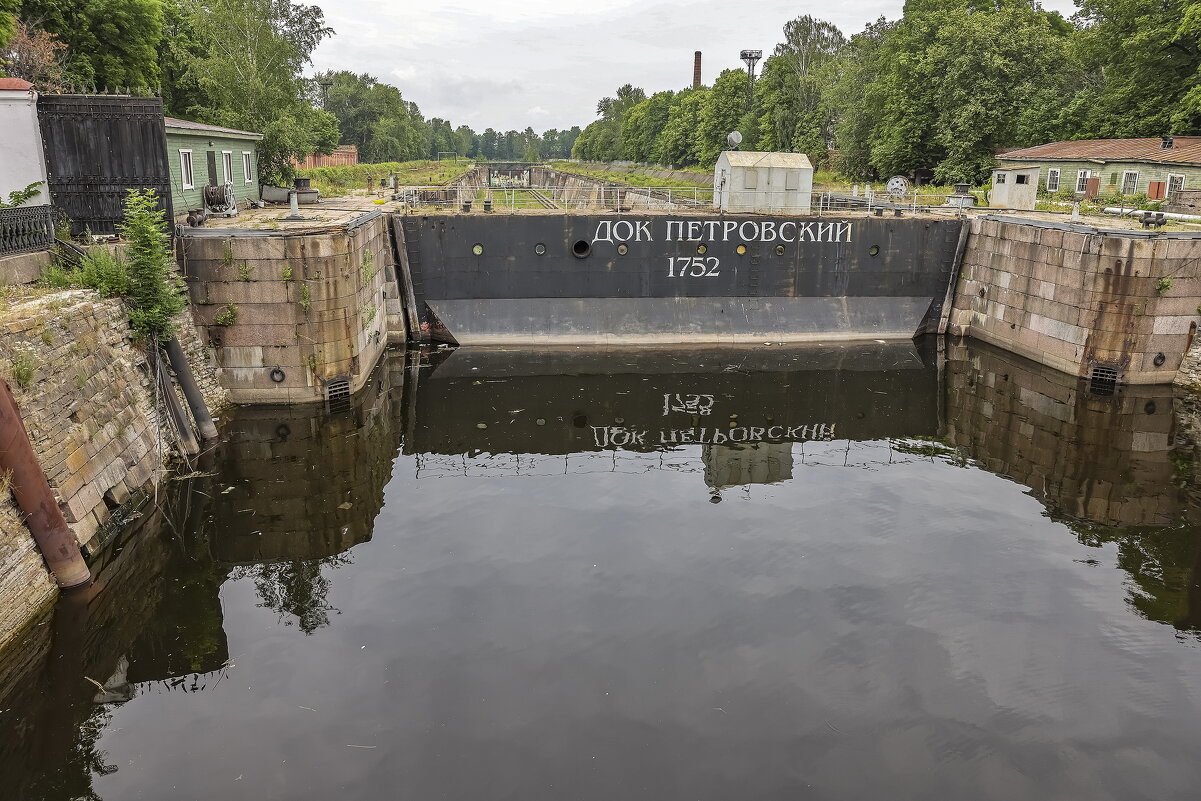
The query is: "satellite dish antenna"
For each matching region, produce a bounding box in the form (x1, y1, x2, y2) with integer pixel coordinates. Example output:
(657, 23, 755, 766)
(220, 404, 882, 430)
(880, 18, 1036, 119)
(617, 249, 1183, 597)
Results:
(726, 131, 743, 148)
(886, 175, 911, 199)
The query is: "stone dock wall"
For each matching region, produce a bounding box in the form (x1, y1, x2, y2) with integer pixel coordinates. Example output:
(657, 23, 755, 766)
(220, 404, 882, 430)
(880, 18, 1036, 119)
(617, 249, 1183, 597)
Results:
(179, 211, 393, 404)
(949, 216, 1201, 384)
(0, 292, 227, 649)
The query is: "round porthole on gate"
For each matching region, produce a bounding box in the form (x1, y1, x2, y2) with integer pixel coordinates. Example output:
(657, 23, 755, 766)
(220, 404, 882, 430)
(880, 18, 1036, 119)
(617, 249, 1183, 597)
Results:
(736, 244, 747, 255)
(1154, 352, 1167, 367)
(775, 244, 786, 256)
(697, 243, 708, 255)
(572, 239, 592, 258)
(869, 245, 881, 257)
(617, 243, 629, 255)
(534, 243, 547, 256)
(269, 366, 286, 383)
(472, 243, 484, 256)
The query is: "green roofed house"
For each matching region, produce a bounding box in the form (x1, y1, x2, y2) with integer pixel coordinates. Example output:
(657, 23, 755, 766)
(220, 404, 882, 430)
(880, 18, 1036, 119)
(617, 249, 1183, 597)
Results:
(996, 136, 1201, 199)
(164, 117, 263, 220)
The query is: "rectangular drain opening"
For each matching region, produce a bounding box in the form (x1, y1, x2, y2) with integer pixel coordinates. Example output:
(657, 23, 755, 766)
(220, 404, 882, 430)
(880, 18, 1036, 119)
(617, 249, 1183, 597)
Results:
(1087, 364, 1121, 396)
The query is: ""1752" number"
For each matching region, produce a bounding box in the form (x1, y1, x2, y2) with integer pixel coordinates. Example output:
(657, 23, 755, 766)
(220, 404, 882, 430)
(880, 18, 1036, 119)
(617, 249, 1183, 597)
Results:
(666, 256, 720, 277)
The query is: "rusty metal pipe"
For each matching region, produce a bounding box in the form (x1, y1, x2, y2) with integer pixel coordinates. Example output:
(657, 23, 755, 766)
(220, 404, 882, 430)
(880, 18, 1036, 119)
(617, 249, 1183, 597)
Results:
(0, 379, 91, 588)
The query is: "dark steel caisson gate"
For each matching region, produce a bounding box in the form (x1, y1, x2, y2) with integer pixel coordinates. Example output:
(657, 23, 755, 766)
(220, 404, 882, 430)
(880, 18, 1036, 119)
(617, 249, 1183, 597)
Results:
(36, 95, 173, 237)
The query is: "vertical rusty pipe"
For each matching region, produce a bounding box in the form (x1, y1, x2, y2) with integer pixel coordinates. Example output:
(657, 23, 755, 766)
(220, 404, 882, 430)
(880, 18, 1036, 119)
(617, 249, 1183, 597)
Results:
(164, 338, 218, 440)
(0, 379, 91, 588)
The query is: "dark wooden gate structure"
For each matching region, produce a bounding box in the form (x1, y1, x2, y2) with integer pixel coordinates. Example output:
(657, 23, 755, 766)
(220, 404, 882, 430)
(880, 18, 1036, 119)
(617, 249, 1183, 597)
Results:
(37, 95, 173, 237)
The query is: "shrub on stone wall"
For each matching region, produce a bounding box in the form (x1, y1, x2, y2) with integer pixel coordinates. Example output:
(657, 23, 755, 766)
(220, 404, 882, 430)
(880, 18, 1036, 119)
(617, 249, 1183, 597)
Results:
(118, 190, 185, 343)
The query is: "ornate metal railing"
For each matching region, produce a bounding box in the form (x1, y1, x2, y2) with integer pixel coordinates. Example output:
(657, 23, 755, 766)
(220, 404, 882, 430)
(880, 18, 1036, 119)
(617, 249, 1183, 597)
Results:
(0, 205, 55, 258)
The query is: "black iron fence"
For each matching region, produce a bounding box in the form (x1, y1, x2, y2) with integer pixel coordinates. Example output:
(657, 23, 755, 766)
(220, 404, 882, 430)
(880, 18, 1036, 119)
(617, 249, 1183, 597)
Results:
(0, 205, 56, 258)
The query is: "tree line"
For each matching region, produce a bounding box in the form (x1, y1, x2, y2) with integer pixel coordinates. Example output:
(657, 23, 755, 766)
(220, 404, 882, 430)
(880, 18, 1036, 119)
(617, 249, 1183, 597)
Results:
(0, 1, 580, 183)
(572, 0, 1201, 184)
(315, 70, 579, 164)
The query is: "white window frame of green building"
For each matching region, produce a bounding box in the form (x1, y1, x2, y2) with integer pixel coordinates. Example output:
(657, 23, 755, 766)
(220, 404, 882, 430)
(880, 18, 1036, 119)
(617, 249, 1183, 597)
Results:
(1169, 173, 1186, 194)
(1046, 168, 1060, 192)
(242, 151, 253, 183)
(222, 151, 233, 185)
(179, 149, 194, 190)
(1121, 170, 1139, 195)
(1076, 169, 1091, 193)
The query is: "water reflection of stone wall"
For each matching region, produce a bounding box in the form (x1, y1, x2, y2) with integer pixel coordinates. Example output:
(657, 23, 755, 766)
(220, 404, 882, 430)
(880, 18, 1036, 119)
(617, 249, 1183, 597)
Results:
(945, 340, 1182, 527)
(945, 340, 1201, 634)
(0, 360, 404, 797)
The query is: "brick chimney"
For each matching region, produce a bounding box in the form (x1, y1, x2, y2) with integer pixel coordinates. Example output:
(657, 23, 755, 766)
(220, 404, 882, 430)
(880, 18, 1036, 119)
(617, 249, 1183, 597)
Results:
(693, 51, 702, 89)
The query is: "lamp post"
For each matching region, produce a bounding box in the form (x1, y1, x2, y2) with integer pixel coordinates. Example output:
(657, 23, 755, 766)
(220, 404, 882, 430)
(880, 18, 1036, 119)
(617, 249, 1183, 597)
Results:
(740, 50, 762, 109)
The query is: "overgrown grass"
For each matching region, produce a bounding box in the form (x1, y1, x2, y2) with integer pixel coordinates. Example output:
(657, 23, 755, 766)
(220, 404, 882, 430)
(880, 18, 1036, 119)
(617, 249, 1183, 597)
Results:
(39, 247, 130, 297)
(298, 159, 474, 197)
(548, 161, 708, 188)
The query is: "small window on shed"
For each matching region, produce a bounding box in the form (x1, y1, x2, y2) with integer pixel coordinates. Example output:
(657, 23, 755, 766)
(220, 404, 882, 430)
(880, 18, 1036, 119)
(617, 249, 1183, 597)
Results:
(1046, 168, 1060, 191)
(1016, 174, 1029, 184)
(242, 152, 253, 183)
(179, 149, 194, 190)
(744, 169, 758, 190)
(995, 173, 1006, 184)
(785, 170, 800, 191)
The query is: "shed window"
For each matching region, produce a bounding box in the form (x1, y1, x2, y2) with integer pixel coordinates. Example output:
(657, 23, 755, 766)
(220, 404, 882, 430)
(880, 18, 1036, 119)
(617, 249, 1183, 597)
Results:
(222, 151, 233, 184)
(1121, 170, 1139, 195)
(785, 170, 800, 190)
(242, 152, 253, 183)
(1169, 173, 1185, 193)
(744, 169, 758, 190)
(179, 149, 194, 190)
(1016, 174, 1029, 185)
(995, 173, 1006, 184)
(1046, 168, 1060, 192)
(1076, 170, 1091, 193)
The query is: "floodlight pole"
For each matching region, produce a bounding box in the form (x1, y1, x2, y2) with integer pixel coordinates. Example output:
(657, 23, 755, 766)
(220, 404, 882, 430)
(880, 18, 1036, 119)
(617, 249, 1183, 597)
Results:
(740, 49, 762, 110)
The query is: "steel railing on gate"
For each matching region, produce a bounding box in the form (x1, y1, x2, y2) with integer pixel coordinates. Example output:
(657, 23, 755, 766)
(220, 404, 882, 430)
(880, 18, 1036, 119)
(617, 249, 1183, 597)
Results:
(0, 205, 55, 258)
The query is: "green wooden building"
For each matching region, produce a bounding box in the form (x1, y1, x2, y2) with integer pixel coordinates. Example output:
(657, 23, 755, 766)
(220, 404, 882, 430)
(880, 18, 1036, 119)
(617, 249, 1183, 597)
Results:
(996, 137, 1201, 198)
(164, 117, 263, 216)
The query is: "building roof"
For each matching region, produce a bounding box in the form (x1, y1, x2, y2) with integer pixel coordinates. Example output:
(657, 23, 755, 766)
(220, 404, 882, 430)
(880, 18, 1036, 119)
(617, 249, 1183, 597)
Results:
(164, 116, 263, 140)
(0, 78, 34, 91)
(994, 164, 1040, 171)
(997, 137, 1201, 167)
(720, 151, 813, 169)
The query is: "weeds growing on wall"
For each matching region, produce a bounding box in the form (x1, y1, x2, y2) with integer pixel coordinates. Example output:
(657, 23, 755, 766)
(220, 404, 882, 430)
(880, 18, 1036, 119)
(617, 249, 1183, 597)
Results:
(39, 190, 184, 342)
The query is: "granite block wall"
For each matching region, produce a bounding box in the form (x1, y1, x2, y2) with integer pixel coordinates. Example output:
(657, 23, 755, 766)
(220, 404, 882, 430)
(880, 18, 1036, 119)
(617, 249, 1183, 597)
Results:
(949, 217, 1201, 384)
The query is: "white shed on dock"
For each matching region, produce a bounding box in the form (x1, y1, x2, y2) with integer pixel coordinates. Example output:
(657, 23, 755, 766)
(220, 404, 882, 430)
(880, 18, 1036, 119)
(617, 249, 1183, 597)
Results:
(989, 165, 1040, 210)
(714, 151, 813, 213)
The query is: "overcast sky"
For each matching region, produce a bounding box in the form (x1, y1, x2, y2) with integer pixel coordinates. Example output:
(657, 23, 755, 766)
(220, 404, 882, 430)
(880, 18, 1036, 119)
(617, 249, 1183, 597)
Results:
(311, 0, 1079, 133)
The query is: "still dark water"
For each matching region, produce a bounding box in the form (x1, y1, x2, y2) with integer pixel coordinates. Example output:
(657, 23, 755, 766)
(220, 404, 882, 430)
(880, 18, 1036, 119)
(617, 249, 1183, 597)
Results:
(3, 340, 1201, 801)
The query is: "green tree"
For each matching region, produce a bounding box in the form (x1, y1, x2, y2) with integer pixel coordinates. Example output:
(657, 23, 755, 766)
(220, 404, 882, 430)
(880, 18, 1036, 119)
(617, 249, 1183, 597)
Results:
(696, 69, 748, 165)
(656, 88, 706, 167)
(181, 0, 338, 184)
(119, 189, 184, 342)
(1076, 0, 1200, 136)
(757, 16, 846, 157)
(19, 0, 163, 88)
(0, 0, 17, 50)
(317, 70, 426, 161)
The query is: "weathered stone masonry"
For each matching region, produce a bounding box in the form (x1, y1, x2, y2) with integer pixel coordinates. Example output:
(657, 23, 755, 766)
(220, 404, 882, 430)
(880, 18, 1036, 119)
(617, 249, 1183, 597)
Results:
(0, 292, 227, 649)
(180, 212, 392, 404)
(949, 217, 1201, 384)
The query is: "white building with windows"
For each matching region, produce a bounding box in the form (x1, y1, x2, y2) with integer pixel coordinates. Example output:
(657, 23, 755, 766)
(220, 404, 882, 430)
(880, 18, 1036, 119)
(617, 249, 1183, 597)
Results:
(714, 151, 813, 213)
(989, 165, 1040, 209)
(996, 137, 1199, 199)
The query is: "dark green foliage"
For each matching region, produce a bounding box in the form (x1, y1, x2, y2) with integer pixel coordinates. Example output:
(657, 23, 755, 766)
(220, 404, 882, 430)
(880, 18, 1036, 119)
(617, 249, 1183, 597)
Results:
(118, 189, 184, 342)
(18, 0, 163, 88)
